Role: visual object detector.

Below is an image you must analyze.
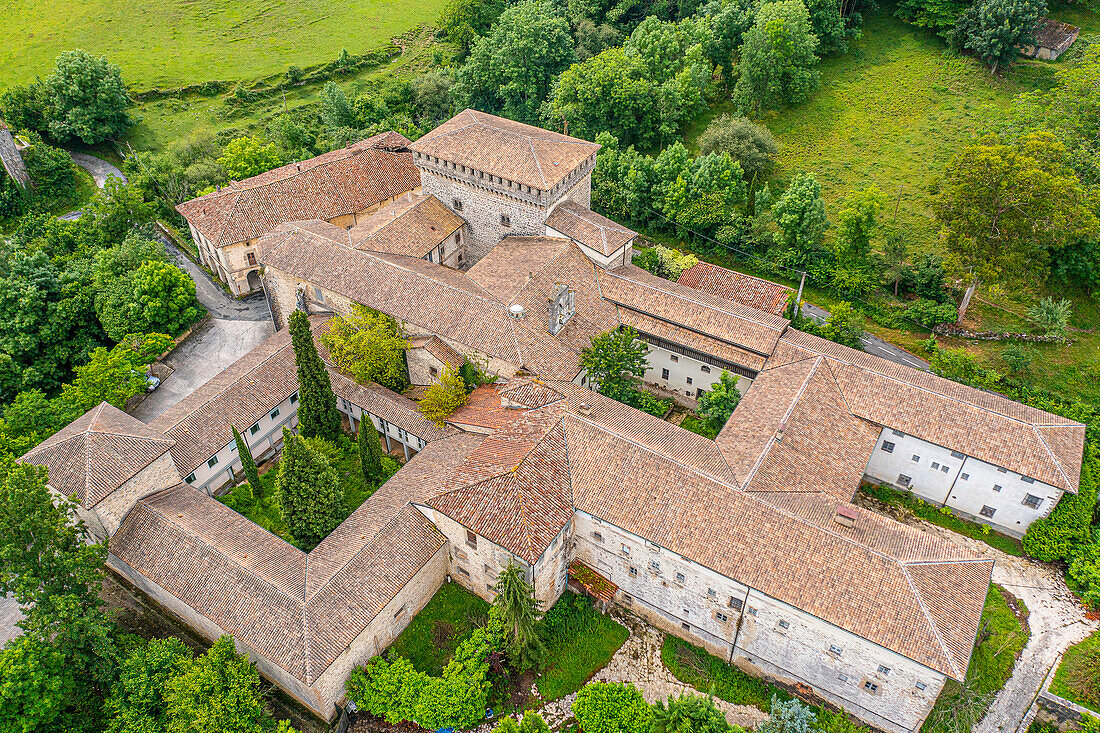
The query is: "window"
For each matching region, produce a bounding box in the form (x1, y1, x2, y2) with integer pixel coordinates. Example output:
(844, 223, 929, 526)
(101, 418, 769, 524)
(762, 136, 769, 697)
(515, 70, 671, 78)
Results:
(466, 530, 477, 549)
(778, 620, 790, 629)
(1022, 476, 1036, 484)
(250, 423, 260, 435)
(394, 605, 407, 620)
(881, 441, 895, 453)
(686, 377, 693, 385)
(838, 674, 849, 683)
(629, 566, 638, 577)
(208, 455, 220, 469)
(829, 644, 843, 656)
(649, 561, 661, 573)
(951, 450, 965, 459)
(916, 682, 927, 691)
(941, 465, 950, 474)
(621, 543, 630, 555)
(700, 365, 711, 373)
(247, 251, 257, 266)
(457, 567, 470, 577)
(1023, 494, 1044, 509)
(912, 455, 920, 463)
(436, 244, 445, 261)
(717, 612, 729, 623)
(878, 665, 891, 675)
(289, 392, 298, 404)
(185, 473, 196, 484)
(429, 366, 438, 377)
(452, 198, 463, 211)
(675, 572, 686, 583)
(897, 474, 912, 487)
(500, 214, 511, 227)
(662, 368, 670, 380)
(980, 505, 997, 518)
(270, 407, 280, 420)
(864, 682, 878, 693)
(313, 286, 324, 303)
(483, 564, 492, 575)
(455, 231, 461, 244)
(931, 461, 940, 470)
(707, 587, 717, 599)
(623, 594, 633, 605)
(892, 429, 905, 437)
(592, 531, 604, 542)
(747, 606, 757, 616)
(998, 467, 1008, 473)
(670, 354, 679, 362)
(681, 622, 690, 632)
(729, 597, 743, 611)
(961, 473, 969, 481)
(993, 484, 1003, 492)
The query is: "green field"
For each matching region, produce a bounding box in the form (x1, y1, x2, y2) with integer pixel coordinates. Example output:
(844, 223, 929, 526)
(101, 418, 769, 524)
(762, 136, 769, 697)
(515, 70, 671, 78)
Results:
(0, 0, 448, 91)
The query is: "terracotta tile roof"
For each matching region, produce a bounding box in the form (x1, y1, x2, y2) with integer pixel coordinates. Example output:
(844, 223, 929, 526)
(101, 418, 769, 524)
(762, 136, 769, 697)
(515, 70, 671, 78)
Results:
(176, 134, 419, 247)
(546, 200, 637, 257)
(617, 308, 767, 373)
(259, 226, 585, 380)
(448, 385, 529, 431)
(499, 378, 566, 409)
(409, 109, 599, 191)
(407, 335, 465, 371)
(678, 261, 793, 316)
(769, 331, 1085, 491)
(568, 560, 618, 604)
(721, 357, 880, 502)
(151, 318, 451, 475)
(22, 402, 174, 507)
(598, 265, 788, 357)
(350, 193, 464, 258)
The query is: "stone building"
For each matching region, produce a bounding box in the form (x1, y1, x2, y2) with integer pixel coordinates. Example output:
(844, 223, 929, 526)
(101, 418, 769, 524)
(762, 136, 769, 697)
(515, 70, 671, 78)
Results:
(176, 132, 420, 295)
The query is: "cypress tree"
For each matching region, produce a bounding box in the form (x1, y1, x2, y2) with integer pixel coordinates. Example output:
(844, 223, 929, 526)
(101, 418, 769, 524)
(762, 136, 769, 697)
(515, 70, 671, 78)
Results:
(358, 415, 384, 483)
(275, 429, 345, 550)
(233, 425, 262, 498)
(288, 309, 343, 441)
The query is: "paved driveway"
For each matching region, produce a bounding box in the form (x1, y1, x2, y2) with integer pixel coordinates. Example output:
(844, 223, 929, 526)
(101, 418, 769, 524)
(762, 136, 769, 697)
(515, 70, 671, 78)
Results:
(69, 151, 127, 188)
(802, 302, 930, 370)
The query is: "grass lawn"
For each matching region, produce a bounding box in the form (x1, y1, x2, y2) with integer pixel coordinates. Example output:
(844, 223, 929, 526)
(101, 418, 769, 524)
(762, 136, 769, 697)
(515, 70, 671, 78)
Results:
(1050, 629, 1100, 713)
(860, 484, 1025, 556)
(217, 435, 399, 550)
(536, 592, 629, 701)
(389, 583, 491, 676)
(0, 0, 448, 91)
(922, 585, 1030, 733)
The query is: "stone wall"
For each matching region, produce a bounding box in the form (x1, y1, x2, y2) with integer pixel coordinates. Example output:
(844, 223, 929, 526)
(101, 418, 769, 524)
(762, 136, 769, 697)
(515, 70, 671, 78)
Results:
(95, 452, 182, 538)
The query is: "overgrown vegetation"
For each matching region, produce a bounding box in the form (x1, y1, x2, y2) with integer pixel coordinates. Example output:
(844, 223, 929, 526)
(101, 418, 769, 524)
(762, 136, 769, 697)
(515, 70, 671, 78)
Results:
(536, 591, 629, 700)
(1050, 630, 1100, 713)
(388, 582, 491, 677)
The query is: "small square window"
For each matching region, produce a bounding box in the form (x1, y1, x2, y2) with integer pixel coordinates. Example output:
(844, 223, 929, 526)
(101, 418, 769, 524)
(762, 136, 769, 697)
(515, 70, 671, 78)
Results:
(686, 377, 693, 385)
(878, 665, 891, 675)
(629, 566, 638, 577)
(707, 588, 717, 599)
(700, 365, 711, 373)
(208, 456, 219, 468)
(778, 620, 790, 629)
(881, 441, 895, 453)
(961, 473, 969, 481)
(675, 572, 686, 583)
(717, 612, 729, 623)
(289, 392, 298, 404)
(998, 467, 1008, 473)
(931, 461, 940, 470)
(466, 529, 478, 549)
(729, 597, 743, 611)
(650, 561, 661, 573)
(457, 566, 470, 577)
(864, 681, 878, 693)
(1022, 476, 1036, 484)
(891, 429, 904, 437)
(270, 407, 280, 420)
(670, 355, 679, 362)
(185, 473, 196, 484)
(452, 199, 463, 211)
(661, 368, 670, 380)
(897, 474, 912, 487)
(500, 213, 511, 227)
(951, 450, 965, 459)
(681, 622, 690, 631)
(621, 544, 630, 555)
(829, 644, 843, 656)
(912, 455, 920, 463)
(1023, 494, 1043, 509)
(916, 681, 927, 691)
(250, 423, 260, 435)
(394, 605, 407, 620)
(593, 531, 604, 542)
(941, 465, 950, 474)
(993, 484, 1003, 492)
(623, 594, 633, 605)
(747, 606, 757, 616)
(839, 673, 849, 682)
(980, 505, 997, 518)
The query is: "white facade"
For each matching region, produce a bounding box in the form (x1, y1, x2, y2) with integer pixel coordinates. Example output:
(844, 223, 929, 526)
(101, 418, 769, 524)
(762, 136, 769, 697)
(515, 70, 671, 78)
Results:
(641, 343, 755, 401)
(863, 428, 1064, 537)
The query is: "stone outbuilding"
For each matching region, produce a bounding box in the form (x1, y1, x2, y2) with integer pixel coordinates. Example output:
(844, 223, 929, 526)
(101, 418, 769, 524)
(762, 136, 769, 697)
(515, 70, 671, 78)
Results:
(1022, 18, 1080, 60)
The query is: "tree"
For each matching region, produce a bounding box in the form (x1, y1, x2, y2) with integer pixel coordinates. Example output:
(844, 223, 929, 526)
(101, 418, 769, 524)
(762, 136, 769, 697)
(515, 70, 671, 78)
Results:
(572, 682, 654, 733)
(233, 426, 262, 497)
(496, 711, 551, 733)
(937, 132, 1097, 321)
(44, 50, 132, 144)
(289, 309, 344, 442)
(162, 636, 289, 733)
(215, 136, 282, 182)
(358, 414, 384, 483)
(1027, 296, 1072, 338)
(817, 302, 865, 349)
(98, 260, 201, 341)
(734, 1, 820, 115)
(455, 1, 576, 124)
(20, 135, 78, 202)
(57, 340, 154, 415)
(896, 0, 970, 31)
(921, 339, 1002, 390)
(418, 367, 469, 428)
(652, 692, 734, 733)
(493, 562, 544, 671)
(319, 82, 356, 130)
(758, 697, 816, 733)
(771, 173, 829, 270)
(950, 0, 1045, 75)
(698, 371, 741, 433)
(84, 179, 155, 241)
(700, 0, 754, 85)
(439, 0, 513, 54)
(830, 186, 884, 296)
(880, 234, 909, 297)
(579, 327, 650, 393)
(0, 81, 51, 135)
(698, 115, 780, 180)
(105, 637, 194, 733)
(320, 305, 409, 392)
(275, 430, 345, 549)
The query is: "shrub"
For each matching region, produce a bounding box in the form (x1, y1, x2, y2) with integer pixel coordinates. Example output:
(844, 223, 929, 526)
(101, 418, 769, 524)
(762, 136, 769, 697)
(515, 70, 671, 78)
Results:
(906, 298, 958, 328)
(652, 692, 734, 733)
(1067, 530, 1100, 610)
(759, 696, 816, 733)
(321, 305, 409, 391)
(418, 367, 469, 427)
(1028, 297, 1072, 338)
(1023, 443, 1097, 562)
(572, 682, 653, 733)
(1001, 343, 1033, 375)
(698, 115, 780, 178)
(634, 245, 699, 281)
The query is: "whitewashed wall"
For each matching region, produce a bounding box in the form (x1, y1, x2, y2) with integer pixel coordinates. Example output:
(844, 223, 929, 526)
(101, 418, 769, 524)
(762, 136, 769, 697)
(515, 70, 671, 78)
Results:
(642, 345, 753, 400)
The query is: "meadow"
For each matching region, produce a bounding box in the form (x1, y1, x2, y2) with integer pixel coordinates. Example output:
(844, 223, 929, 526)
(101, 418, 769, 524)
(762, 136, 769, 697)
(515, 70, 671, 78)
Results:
(0, 0, 448, 91)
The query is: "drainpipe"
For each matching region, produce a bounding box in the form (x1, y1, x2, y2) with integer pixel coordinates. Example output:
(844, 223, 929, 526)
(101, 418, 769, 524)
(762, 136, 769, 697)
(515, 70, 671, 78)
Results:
(728, 587, 754, 663)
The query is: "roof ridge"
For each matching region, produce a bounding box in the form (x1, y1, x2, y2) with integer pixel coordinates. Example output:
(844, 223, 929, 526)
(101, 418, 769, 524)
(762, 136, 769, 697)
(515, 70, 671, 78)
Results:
(900, 564, 964, 679)
(528, 138, 547, 189)
(739, 358, 821, 491)
(1031, 423, 1074, 490)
